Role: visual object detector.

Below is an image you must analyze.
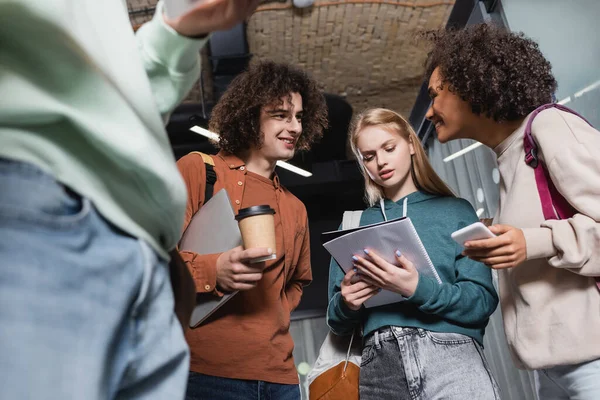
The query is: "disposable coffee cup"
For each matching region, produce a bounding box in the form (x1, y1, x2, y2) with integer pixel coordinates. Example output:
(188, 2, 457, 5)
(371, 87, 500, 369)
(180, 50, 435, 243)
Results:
(235, 205, 277, 263)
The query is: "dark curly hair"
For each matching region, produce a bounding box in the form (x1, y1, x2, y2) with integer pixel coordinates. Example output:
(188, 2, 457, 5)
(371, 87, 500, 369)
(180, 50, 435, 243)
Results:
(209, 60, 328, 155)
(423, 23, 557, 122)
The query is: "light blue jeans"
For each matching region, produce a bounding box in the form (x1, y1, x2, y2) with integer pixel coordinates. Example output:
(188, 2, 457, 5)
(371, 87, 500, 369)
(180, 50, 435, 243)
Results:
(535, 358, 600, 400)
(0, 158, 189, 399)
(359, 326, 501, 400)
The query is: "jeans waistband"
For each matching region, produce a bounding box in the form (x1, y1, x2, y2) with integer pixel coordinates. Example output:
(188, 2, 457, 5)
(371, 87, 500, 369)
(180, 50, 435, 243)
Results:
(364, 326, 424, 347)
(0, 157, 58, 185)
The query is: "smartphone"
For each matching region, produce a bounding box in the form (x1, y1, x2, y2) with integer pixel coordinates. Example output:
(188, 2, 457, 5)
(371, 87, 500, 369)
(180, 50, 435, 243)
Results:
(163, 0, 206, 19)
(451, 222, 495, 247)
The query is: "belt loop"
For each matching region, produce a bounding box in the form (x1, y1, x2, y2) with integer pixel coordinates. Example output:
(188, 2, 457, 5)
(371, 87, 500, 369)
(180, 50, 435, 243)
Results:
(374, 330, 380, 349)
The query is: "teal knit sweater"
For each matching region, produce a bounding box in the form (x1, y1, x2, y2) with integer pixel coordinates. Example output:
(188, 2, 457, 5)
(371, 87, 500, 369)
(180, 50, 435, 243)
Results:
(327, 191, 498, 345)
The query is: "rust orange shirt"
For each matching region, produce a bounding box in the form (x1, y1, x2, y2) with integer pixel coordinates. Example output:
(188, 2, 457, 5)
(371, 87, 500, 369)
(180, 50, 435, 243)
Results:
(176, 151, 311, 384)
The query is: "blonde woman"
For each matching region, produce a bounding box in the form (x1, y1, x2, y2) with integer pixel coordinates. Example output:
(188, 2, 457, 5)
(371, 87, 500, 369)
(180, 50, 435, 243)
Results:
(327, 108, 500, 399)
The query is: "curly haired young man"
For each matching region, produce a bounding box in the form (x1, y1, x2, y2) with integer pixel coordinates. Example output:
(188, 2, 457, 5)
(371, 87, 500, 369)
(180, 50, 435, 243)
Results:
(177, 60, 328, 400)
(423, 24, 600, 399)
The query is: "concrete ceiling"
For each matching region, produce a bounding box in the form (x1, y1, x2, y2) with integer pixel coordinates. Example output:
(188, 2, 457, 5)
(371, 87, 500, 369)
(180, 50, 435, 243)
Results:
(127, 0, 454, 117)
(247, 0, 454, 116)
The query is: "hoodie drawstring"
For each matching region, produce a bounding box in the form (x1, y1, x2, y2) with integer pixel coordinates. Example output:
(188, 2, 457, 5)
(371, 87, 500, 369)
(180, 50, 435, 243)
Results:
(380, 197, 408, 220)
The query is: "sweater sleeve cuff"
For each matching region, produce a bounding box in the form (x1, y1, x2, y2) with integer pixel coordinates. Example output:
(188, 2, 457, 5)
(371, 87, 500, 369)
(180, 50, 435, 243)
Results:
(522, 227, 556, 260)
(406, 274, 436, 306)
(137, 0, 208, 73)
(334, 292, 363, 320)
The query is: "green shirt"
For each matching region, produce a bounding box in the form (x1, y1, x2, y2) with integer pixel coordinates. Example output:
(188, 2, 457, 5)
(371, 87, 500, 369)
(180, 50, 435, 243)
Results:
(327, 191, 499, 345)
(0, 0, 207, 259)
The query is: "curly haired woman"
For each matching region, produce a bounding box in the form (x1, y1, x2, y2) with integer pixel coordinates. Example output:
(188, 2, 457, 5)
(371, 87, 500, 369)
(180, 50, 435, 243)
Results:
(177, 60, 327, 400)
(423, 23, 600, 399)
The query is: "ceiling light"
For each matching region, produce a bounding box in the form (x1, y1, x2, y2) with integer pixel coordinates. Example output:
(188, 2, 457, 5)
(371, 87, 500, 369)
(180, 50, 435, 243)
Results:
(557, 79, 600, 105)
(189, 125, 312, 177)
(277, 161, 312, 177)
(293, 0, 314, 8)
(558, 97, 571, 105)
(574, 79, 600, 98)
(190, 125, 219, 141)
(443, 142, 483, 162)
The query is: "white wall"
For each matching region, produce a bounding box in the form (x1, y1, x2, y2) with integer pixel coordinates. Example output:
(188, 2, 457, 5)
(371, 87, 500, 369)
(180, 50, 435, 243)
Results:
(502, 0, 600, 106)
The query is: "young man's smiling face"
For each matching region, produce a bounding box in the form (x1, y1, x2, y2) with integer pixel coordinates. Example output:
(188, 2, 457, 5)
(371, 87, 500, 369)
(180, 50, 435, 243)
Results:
(255, 92, 303, 163)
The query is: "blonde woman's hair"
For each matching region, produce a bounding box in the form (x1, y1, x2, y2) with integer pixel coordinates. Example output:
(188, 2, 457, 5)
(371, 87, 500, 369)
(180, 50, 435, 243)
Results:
(349, 108, 455, 206)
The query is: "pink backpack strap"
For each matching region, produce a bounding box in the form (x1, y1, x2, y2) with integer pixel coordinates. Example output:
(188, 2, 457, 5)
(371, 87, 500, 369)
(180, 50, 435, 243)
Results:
(523, 103, 599, 289)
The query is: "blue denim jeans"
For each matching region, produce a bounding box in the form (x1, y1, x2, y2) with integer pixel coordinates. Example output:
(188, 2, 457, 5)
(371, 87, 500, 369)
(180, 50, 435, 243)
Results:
(0, 158, 189, 399)
(534, 358, 600, 400)
(359, 326, 501, 400)
(186, 372, 301, 400)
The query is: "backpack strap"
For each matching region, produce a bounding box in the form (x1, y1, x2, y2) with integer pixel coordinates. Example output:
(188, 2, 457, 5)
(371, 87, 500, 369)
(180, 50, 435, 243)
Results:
(340, 210, 364, 335)
(523, 104, 590, 220)
(523, 104, 599, 290)
(342, 210, 363, 230)
(190, 151, 217, 204)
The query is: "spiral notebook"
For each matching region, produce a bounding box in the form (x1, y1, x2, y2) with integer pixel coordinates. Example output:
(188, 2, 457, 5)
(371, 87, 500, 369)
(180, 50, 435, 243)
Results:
(321, 217, 441, 308)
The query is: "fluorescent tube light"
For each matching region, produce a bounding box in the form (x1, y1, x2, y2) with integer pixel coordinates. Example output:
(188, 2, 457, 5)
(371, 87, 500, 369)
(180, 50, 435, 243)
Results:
(557, 79, 600, 105)
(574, 79, 600, 98)
(276, 161, 312, 177)
(558, 96, 571, 105)
(190, 125, 219, 141)
(443, 142, 483, 162)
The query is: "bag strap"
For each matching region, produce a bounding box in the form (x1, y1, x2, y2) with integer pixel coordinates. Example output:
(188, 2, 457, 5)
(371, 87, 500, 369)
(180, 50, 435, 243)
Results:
(190, 152, 217, 204)
(342, 210, 364, 230)
(523, 104, 590, 220)
(340, 209, 364, 364)
(523, 104, 599, 290)
(343, 330, 356, 373)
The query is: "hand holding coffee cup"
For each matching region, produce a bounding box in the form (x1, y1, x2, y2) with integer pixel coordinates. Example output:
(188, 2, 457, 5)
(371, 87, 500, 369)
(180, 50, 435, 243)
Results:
(215, 246, 273, 292)
(215, 205, 276, 292)
(235, 205, 277, 263)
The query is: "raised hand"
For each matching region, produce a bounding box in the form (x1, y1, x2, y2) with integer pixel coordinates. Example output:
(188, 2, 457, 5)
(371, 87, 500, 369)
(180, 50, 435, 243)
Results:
(163, 0, 262, 38)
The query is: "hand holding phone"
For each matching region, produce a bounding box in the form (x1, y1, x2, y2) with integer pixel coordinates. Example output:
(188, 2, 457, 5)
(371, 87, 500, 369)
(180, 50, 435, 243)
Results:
(163, 0, 260, 37)
(164, 0, 206, 19)
(451, 222, 496, 247)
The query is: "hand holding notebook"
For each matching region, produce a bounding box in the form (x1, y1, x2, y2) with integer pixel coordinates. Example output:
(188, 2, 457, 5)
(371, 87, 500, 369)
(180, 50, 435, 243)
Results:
(322, 217, 441, 308)
(351, 247, 421, 299)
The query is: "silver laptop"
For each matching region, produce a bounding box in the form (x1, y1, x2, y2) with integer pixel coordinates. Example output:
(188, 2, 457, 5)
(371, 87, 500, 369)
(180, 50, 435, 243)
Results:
(179, 189, 242, 328)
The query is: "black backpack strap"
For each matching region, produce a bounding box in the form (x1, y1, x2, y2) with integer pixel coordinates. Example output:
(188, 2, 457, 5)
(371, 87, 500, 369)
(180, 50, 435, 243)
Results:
(204, 163, 216, 203)
(190, 152, 217, 204)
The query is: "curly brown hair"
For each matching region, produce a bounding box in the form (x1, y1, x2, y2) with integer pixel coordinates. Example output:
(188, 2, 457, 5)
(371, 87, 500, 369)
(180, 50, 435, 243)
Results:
(209, 60, 328, 155)
(423, 23, 557, 122)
